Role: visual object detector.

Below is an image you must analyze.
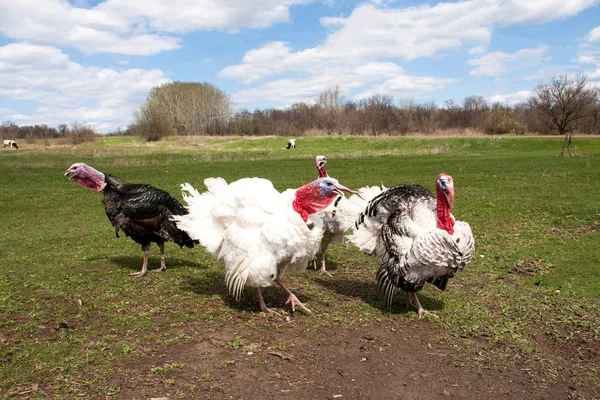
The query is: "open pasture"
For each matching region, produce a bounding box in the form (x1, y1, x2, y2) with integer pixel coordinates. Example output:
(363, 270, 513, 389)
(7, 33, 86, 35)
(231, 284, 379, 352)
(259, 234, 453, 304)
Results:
(1, 136, 599, 399)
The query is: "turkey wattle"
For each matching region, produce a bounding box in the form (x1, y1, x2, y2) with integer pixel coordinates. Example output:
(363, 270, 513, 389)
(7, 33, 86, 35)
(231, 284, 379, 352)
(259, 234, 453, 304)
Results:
(347, 173, 474, 318)
(65, 163, 196, 277)
(173, 175, 356, 314)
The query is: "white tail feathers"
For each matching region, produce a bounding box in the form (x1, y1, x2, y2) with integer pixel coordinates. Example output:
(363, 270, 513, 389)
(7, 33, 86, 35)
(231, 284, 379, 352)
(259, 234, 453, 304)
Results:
(345, 185, 387, 255)
(174, 179, 236, 256)
(346, 185, 386, 212)
(204, 177, 228, 195)
(346, 223, 379, 255)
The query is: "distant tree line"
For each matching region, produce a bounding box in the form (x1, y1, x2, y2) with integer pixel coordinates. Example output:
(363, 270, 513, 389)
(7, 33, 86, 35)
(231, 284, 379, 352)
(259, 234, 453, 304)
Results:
(0, 121, 96, 145)
(127, 76, 599, 139)
(3, 75, 598, 143)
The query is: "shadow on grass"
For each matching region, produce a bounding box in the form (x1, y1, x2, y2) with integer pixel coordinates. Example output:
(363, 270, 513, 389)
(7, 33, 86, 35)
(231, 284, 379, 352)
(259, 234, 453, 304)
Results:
(307, 253, 341, 273)
(314, 274, 445, 316)
(99, 255, 204, 272)
(179, 271, 314, 314)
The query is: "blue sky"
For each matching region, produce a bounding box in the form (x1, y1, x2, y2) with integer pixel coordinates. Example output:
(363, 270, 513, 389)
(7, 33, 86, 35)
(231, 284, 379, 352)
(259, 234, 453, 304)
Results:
(1, 0, 600, 132)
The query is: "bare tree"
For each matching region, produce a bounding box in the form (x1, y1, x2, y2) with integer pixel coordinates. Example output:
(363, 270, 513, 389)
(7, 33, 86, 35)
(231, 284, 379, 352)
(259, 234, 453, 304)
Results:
(462, 95, 488, 130)
(144, 81, 232, 136)
(317, 85, 347, 134)
(528, 74, 598, 156)
(359, 94, 395, 136)
(132, 101, 176, 141)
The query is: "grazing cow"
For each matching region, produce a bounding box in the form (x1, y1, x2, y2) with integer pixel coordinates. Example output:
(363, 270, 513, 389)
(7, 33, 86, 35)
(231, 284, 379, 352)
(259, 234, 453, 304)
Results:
(3, 140, 18, 149)
(286, 138, 296, 149)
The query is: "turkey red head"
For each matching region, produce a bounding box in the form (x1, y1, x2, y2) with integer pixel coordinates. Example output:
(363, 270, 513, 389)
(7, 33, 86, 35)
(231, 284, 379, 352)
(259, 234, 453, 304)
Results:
(293, 177, 357, 221)
(65, 163, 107, 192)
(436, 173, 455, 234)
(315, 155, 328, 178)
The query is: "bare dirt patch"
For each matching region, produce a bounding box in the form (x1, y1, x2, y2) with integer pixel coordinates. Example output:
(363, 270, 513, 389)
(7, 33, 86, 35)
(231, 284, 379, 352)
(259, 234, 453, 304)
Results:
(92, 315, 599, 400)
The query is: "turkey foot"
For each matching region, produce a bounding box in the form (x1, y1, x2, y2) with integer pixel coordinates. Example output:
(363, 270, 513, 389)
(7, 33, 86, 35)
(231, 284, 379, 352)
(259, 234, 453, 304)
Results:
(417, 309, 439, 319)
(406, 292, 438, 319)
(275, 278, 312, 314)
(129, 270, 147, 278)
(318, 263, 333, 277)
(285, 294, 312, 314)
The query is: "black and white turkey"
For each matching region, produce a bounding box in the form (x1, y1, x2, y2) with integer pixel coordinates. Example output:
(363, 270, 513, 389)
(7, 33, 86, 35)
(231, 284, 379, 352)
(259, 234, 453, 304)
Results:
(313, 155, 384, 276)
(347, 173, 474, 318)
(65, 163, 196, 277)
(173, 175, 356, 313)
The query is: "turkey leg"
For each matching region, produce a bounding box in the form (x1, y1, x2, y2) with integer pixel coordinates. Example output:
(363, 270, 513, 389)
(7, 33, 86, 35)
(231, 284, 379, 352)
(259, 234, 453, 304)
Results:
(407, 292, 439, 319)
(256, 288, 279, 315)
(130, 243, 151, 278)
(151, 242, 167, 273)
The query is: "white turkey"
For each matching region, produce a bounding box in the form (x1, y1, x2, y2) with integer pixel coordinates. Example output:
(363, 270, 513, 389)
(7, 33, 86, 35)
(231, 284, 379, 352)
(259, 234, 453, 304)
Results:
(347, 173, 474, 318)
(313, 155, 385, 276)
(173, 175, 356, 314)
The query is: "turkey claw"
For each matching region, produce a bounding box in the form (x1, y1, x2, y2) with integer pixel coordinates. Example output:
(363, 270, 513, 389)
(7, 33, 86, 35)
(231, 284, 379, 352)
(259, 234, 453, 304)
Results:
(319, 268, 333, 278)
(285, 295, 312, 314)
(417, 309, 439, 319)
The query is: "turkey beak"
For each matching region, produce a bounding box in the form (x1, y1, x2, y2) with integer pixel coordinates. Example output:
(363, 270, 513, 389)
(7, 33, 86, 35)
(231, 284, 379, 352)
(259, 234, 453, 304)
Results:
(65, 169, 75, 180)
(333, 183, 359, 196)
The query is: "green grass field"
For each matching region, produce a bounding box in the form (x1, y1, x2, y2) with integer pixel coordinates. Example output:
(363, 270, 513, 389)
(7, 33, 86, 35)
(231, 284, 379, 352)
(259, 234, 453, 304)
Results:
(0, 136, 598, 398)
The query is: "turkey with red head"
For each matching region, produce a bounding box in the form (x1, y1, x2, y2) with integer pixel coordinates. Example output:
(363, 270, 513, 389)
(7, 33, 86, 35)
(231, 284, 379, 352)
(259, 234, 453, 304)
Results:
(65, 163, 196, 277)
(347, 173, 474, 318)
(173, 175, 356, 314)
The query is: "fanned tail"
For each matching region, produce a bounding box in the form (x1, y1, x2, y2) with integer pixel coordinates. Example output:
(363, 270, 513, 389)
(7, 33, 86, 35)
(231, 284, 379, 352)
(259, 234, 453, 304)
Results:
(345, 185, 387, 254)
(173, 178, 236, 256)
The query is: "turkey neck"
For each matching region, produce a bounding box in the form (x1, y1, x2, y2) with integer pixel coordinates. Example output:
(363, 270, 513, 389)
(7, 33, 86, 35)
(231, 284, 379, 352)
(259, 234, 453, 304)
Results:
(105, 174, 127, 191)
(317, 165, 328, 178)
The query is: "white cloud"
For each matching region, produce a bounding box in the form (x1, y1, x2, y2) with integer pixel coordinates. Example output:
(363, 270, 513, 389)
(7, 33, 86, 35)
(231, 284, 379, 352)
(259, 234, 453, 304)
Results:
(221, 0, 596, 109)
(588, 26, 600, 43)
(222, 2, 493, 84)
(231, 62, 456, 106)
(578, 26, 600, 84)
(469, 46, 487, 55)
(577, 55, 599, 64)
(0, 0, 312, 55)
(491, 0, 598, 27)
(0, 43, 169, 131)
(486, 90, 533, 105)
(221, 0, 596, 83)
(467, 46, 550, 77)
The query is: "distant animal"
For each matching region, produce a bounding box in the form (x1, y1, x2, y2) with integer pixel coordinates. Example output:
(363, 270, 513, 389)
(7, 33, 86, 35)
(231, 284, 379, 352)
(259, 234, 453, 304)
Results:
(347, 173, 474, 318)
(3, 140, 18, 149)
(286, 139, 296, 149)
(173, 175, 356, 313)
(64, 163, 196, 277)
(313, 155, 384, 276)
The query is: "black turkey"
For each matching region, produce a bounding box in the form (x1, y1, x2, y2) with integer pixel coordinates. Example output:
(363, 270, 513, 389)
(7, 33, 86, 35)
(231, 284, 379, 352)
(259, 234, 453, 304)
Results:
(65, 163, 196, 277)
